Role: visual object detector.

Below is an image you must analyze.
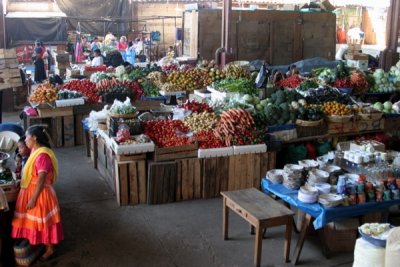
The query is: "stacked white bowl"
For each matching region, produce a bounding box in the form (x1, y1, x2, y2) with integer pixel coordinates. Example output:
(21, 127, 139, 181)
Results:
(266, 169, 284, 184)
(298, 159, 319, 171)
(298, 184, 319, 203)
(283, 164, 304, 190)
(308, 169, 330, 185)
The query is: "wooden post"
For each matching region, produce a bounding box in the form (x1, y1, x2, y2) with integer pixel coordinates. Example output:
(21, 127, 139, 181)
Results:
(380, 0, 400, 71)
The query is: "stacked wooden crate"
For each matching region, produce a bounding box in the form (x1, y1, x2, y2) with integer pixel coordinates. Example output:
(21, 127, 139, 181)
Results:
(54, 52, 70, 77)
(0, 48, 22, 90)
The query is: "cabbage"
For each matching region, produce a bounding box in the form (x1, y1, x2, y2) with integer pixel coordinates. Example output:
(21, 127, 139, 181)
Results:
(384, 101, 393, 110)
(373, 102, 383, 111)
(115, 66, 126, 78)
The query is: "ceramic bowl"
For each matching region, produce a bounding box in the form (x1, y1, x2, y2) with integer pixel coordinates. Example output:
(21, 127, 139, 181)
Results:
(266, 169, 284, 184)
(308, 169, 330, 184)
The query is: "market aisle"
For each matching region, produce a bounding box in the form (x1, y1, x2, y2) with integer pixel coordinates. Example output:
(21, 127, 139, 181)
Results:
(29, 146, 355, 267)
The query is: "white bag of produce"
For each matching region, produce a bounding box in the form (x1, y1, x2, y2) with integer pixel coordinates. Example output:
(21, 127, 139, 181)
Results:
(385, 227, 400, 267)
(352, 238, 385, 267)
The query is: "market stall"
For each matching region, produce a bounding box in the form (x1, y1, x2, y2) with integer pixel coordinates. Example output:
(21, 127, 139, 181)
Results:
(17, 43, 400, 215)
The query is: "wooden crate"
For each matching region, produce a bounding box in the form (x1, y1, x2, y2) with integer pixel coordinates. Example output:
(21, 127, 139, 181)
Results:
(125, 159, 146, 205)
(176, 158, 202, 201)
(202, 156, 229, 199)
(154, 143, 198, 162)
(327, 120, 358, 134)
(384, 117, 400, 134)
(37, 106, 73, 118)
(133, 100, 165, 111)
(0, 48, 17, 59)
(13, 84, 28, 108)
(357, 118, 384, 132)
(0, 58, 19, 69)
(89, 131, 98, 169)
(147, 161, 177, 204)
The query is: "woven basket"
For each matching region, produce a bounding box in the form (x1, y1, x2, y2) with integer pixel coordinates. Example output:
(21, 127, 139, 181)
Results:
(14, 239, 44, 266)
(327, 115, 353, 123)
(358, 112, 383, 121)
(296, 119, 324, 127)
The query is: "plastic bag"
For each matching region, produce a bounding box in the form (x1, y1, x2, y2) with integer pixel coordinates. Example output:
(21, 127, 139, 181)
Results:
(255, 63, 269, 88)
(115, 124, 131, 143)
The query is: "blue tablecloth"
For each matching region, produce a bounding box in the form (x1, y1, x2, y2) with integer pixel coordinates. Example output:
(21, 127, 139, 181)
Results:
(261, 178, 400, 230)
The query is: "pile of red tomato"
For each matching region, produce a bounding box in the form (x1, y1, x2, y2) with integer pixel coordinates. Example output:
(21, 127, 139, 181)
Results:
(143, 120, 194, 147)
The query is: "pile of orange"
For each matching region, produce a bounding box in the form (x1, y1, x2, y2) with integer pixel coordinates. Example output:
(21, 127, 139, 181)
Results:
(321, 101, 352, 116)
(29, 83, 58, 103)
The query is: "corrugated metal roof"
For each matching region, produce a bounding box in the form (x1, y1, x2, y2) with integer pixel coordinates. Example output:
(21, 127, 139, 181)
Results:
(130, 0, 390, 7)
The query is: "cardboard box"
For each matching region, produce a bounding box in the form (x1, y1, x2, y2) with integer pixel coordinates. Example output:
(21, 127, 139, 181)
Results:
(357, 118, 385, 132)
(328, 121, 358, 134)
(345, 54, 369, 60)
(347, 59, 368, 71)
(350, 140, 385, 152)
(323, 218, 358, 252)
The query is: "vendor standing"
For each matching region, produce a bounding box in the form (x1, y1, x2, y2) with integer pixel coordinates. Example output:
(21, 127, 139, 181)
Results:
(117, 36, 128, 62)
(91, 49, 104, 67)
(32, 41, 46, 83)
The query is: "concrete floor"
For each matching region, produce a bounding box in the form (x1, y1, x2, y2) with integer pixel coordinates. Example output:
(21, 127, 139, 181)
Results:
(2, 112, 354, 267)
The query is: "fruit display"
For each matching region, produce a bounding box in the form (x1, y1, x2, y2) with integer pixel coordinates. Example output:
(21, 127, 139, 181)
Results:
(166, 68, 212, 91)
(223, 64, 251, 79)
(160, 82, 182, 92)
(183, 112, 218, 132)
(143, 120, 193, 148)
(213, 108, 257, 146)
(389, 60, 400, 88)
(321, 101, 352, 116)
(29, 83, 57, 103)
(147, 71, 167, 88)
(59, 80, 99, 103)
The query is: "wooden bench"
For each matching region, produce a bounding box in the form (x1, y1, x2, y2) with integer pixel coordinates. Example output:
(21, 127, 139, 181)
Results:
(221, 188, 294, 267)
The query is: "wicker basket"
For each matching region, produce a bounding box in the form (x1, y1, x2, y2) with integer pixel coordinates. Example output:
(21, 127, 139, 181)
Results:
(358, 112, 383, 121)
(327, 115, 353, 123)
(296, 119, 324, 127)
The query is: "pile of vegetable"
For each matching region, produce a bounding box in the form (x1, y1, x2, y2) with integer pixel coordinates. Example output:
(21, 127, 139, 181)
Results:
(167, 68, 212, 91)
(369, 69, 396, 93)
(276, 75, 302, 89)
(59, 80, 99, 103)
(214, 78, 256, 95)
(305, 86, 353, 105)
(182, 100, 213, 113)
(57, 89, 82, 100)
(83, 65, 107, 72)
(143, 120, 194, 148)
(183, 112, 218, 132)
(297, 79, 319, 92)
(213, 108, 258, 146)
(297, 105, 324, 121)
(350, 71, 369, 95)
(195, 131, 225, 149)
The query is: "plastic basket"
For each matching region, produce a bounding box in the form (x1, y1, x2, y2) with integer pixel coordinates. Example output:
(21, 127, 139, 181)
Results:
(358, 227, 393, 248)
(267, 123, 296, 133)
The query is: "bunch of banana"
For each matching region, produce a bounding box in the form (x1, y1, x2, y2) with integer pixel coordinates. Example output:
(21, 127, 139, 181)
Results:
(223, 64, 251, 79)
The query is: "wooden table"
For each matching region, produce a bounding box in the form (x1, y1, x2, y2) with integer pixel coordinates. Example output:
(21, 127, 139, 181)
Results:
(221, 188, 294, 267)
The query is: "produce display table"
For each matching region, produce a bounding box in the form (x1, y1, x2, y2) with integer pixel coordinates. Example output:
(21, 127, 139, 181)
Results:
(261, 178, 400, 265)
(93, 132, 277, 206)
(221, 188, 294, 267)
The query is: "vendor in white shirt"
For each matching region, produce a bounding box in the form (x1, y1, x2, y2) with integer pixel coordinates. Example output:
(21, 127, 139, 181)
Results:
(91, 49, 104, 67)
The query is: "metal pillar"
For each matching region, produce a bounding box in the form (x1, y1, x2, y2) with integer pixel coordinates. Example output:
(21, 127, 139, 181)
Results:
(216, 0, 232, 68)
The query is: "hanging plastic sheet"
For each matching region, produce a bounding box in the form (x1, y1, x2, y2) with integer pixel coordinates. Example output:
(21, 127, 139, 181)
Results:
(5, 17, 67, 47)
(55, 0, 132, 36)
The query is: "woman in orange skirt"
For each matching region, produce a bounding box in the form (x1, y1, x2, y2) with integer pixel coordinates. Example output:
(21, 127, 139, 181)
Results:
(12, 125, 63, 260)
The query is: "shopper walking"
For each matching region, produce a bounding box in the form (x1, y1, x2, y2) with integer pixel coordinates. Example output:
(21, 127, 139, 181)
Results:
(32, 41, 46, 83)
(12, 125, 63, 261)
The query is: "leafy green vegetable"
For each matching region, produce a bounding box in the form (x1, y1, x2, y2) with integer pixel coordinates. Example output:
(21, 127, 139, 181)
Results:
(140, 80, 160, 97)
(215, 78, 256, 95)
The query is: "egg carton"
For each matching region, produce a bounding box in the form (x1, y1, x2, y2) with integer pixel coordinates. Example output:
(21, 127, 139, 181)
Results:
(110, 137, 155, 155)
